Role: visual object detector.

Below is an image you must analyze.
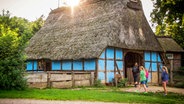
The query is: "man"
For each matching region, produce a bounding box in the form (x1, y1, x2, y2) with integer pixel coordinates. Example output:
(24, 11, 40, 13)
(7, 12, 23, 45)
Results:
(132, 62, 140, 87)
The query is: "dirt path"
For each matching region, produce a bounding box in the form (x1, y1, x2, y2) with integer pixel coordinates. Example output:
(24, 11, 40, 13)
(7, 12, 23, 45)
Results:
(0, 86, 183, 104)
(0, 99, 122, 104)
(122, 86, 184, 94)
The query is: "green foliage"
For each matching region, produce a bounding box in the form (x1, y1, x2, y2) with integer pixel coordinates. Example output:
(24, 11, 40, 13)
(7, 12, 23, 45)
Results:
(0, 10, 44, 90)
(93, 79, 104, 87)
(175, 82, 184, 88)
(31, 15, 44, 35)
(173, 69, 184, 88)
(117, 78, 128, 88)
(178, 67, 184, 70)
(151, 0, 184, 48)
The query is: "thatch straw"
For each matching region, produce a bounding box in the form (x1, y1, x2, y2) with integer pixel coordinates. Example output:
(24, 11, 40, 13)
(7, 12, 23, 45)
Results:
(25, 0, 163, 60)
(157, 36, 184, 52)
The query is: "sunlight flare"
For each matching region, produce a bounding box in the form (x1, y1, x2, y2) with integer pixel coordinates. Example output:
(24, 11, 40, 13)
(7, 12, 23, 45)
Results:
(66, 0, 80, 7)
(61, 0, 80, 15)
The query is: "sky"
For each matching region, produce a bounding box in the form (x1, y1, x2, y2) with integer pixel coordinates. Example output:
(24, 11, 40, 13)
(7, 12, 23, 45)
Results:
(0, 0, 154, 28)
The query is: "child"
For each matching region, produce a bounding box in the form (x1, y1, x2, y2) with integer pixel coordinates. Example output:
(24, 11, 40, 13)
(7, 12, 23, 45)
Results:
(139, 66, 147, 93)
(145, 68, 149, 87)
(161, 66, 169, 96)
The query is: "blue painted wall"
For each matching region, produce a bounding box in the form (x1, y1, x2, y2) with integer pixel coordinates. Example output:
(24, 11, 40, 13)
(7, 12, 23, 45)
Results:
(116, 49, 123, 60)
(62, 61, 72, 70)
(144, 51, 163, 82)
(98, 72, 105, 80)
(98, 47, 124, 83)
(59, 59, 96, 71)
(106, 48, 114, 59)
(98, 60, 105, 70)
(52, 61, 61, 70)
(33, 61, 37, 70)
(73, 60, 83, 70)
(144, 52, 162, 71)
(26, 61, 33, 71)
(84, 59, 96, 70)
(145, 52, 151, 61)
(107, 60, 114, 70)
(26, 60, 37, 71)
(107, 72, 114, 82)
(116, 61, 123, 69)
(100, 51, 105, 58)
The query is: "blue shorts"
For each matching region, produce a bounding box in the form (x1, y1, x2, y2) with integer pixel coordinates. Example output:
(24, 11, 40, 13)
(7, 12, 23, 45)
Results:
(140, 80, 146, 84)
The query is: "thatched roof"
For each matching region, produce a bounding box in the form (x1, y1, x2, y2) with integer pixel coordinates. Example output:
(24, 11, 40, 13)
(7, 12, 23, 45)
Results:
(25, 0, 163, 60)
(157, 36, 184, 52)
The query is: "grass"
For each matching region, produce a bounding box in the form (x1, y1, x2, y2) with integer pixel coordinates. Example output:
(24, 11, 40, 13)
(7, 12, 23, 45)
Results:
(0, 87, 184, 103)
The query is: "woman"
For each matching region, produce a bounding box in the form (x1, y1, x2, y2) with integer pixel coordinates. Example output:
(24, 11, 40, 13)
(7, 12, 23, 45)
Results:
(162, 66, 169, 96)
(139, 66, 147, 93)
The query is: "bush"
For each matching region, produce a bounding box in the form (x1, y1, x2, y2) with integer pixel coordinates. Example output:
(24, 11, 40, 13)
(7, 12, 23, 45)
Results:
(94, 79, 104, 87)
(117, 78, 128, 88)
(175, 82, 184, 88)
(178, 67, 184, 70)
(0, 22, 27, 90)
(0, 57, 27, 90)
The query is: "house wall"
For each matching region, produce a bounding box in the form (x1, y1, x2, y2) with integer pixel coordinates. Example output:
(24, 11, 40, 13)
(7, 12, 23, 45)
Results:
(97, 47, 163, 84)
(144, 51, 162, 84)
(26, 59, 96, 71)
(26, 59, 96, 88)
(26, 48, 164, 86)
(26, 60, 38, 71)
(173, 53, 182, 70)
(26, 72, 94, 88)
(98, 47, 124, 83)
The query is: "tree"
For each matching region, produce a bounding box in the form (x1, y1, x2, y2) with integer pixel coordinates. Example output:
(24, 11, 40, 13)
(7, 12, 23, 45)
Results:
(151, 0, 184, 48)
(0, 10, 44, 90)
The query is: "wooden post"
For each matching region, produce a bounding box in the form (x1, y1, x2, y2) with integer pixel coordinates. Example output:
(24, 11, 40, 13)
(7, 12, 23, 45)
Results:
(72, 71, 75, 87)
(96, 59, 98, 81)
(170, 59, 173, 86)
(157, 63, 160, 85)
(47, 72, 51, 88)
(90, 72, 94, 86)
(115, 74, 118, 87)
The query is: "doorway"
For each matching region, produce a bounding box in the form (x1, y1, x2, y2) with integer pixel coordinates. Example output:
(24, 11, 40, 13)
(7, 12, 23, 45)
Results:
(125, 52, 143, 83)
(38, 59, 51, 71)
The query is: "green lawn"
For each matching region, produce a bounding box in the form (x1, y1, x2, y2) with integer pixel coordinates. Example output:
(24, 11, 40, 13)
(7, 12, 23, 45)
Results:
(0, 87, 184, 103)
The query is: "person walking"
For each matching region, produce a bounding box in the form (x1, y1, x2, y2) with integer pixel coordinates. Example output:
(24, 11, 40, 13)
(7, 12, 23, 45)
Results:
(139, 66, 147, 93)
(162, 66, 169, 96)
(132, 62, 139, 87)
(145, 68, 149, 87)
